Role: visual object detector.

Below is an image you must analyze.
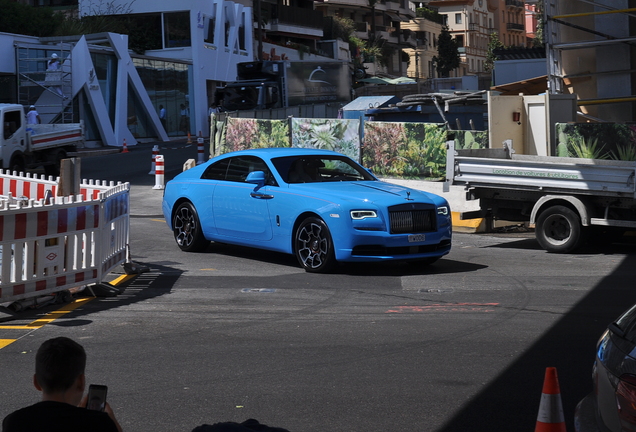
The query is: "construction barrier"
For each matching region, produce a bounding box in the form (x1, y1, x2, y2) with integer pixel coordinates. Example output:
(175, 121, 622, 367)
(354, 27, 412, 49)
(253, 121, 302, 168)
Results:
(0, 170, 130, 305)
(153, 155, 165, 190)
(149, 145, 159, 175)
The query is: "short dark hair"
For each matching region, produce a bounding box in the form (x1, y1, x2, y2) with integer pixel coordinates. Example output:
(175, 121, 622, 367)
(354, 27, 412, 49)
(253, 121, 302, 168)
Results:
(35, 337, 86, 393)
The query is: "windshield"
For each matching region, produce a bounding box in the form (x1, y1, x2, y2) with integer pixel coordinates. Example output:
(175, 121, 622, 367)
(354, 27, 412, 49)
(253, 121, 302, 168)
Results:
(221, 86, 260, 111)
(613, 303, 636, 342)
(272, 155, 376, 184)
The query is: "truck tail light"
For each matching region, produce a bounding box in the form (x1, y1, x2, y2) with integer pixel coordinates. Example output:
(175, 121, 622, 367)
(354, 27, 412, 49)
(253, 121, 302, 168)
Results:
(616, 374, 636, 429)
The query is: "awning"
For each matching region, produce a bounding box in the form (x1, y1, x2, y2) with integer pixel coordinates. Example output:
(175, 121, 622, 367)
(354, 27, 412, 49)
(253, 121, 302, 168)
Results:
(490, 75, 548, 96)
(386, 12, 408, 22)
(360, 76, 416, 85)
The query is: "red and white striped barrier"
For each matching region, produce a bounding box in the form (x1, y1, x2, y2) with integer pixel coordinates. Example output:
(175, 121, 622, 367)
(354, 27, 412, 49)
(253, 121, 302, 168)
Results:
(149, 145, 159, 175)
(0, 171, 130, 305)
(197, 133, 205, 165)
(153, 155, 165, 190)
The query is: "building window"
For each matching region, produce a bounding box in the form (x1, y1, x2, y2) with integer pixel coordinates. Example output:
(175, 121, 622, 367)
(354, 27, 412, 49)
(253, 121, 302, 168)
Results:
(455, 13, 462, 24)
(164, 12, 191, 48)
(238, 13, 246, 50)
(204, 11, 216, 44)
(455, 34, 464, 47)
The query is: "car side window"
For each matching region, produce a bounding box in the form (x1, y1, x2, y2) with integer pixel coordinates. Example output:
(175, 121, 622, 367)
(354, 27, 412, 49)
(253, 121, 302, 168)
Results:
(201, 156, 277, 186)
(201, 158, 230, 180)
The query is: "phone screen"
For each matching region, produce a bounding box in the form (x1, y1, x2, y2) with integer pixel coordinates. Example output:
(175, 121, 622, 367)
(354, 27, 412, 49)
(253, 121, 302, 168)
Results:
(87, 384, 108, 411)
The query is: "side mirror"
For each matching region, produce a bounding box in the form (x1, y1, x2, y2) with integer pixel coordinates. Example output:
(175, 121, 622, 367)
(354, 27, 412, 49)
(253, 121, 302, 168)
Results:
(246, 170, 266, 187)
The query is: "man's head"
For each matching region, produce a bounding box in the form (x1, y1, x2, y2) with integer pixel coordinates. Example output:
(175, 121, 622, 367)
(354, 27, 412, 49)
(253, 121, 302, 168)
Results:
(34, 337, 86, 394)
(29, 105, 35, 111)
(51, 53, 58, 59)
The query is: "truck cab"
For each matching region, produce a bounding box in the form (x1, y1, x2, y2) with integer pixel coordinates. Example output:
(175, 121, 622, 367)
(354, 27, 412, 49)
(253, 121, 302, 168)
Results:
(1, 104, 28, 172)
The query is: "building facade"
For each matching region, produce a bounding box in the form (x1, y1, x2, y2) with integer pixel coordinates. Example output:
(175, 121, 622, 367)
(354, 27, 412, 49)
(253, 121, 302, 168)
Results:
(315, 0, 417, 77)
(429, 0, 495, 76)
(402, 16, 443, 79)
(488, 0, 525, 47)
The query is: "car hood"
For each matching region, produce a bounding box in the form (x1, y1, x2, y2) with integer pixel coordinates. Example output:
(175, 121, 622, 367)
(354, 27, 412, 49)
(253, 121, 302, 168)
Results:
(287, 181, 446, 206)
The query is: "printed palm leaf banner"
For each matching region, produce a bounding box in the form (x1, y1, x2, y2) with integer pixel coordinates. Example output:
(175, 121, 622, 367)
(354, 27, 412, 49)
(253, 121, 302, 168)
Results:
(363, 122, 451, 179)
(222, 118, 290, 155)
(291, 118, 361, 161)
(210, 114, 227, 157)
(455, 130, 488, 150)
(556, 123, 636, 161)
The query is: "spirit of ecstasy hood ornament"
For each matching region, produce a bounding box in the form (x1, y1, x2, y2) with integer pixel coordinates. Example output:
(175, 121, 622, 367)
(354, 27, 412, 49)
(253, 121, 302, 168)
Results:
(406, 191, 413, 201)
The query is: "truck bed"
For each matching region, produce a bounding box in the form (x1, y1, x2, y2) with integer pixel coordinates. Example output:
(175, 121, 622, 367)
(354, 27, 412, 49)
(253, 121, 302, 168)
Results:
(448, 144, 636, 199)
(27, 123, 84, 151)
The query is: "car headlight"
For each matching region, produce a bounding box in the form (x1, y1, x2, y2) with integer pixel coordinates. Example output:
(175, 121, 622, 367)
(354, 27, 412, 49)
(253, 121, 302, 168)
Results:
(351, 210, 378, 220)
(437, 206, 450, 216)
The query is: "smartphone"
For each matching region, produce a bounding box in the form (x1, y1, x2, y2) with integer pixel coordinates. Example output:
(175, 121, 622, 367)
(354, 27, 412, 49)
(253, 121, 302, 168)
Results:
(86, 384, 108, 411)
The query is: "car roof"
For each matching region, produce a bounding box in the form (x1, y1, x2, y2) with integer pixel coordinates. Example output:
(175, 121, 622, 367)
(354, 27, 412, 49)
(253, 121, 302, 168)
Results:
(218, 147, 342, 159)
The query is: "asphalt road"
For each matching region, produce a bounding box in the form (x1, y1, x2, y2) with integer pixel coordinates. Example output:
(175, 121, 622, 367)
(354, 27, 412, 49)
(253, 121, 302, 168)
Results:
(1, 141, 635, 432)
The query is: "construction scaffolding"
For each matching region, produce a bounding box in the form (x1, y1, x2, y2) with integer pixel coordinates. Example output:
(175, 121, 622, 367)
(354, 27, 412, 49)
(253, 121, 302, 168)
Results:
(544, 0, 636, 122)
(16, 42, 75, 124)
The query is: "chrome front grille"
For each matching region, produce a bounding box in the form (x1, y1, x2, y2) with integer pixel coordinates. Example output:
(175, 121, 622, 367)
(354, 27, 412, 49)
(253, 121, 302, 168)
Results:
(389, 209, 435, 234)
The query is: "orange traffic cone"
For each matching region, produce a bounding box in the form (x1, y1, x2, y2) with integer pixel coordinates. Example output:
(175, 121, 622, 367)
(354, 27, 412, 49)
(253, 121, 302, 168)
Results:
(535, 367, 566, 432)
(122, 139, 129, 153)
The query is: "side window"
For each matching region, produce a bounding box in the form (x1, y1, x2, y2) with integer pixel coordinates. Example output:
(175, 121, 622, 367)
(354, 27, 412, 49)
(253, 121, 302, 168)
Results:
(201, 156, 276, 185)
(3, 110, 22, 140)
(226, 157, 251, 182)
(201, 158, 230, 180)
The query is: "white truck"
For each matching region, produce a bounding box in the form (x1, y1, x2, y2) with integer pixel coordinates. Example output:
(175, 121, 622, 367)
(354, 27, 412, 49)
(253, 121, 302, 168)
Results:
(446, 140, 636, 253)
(1, 104, 84, 175)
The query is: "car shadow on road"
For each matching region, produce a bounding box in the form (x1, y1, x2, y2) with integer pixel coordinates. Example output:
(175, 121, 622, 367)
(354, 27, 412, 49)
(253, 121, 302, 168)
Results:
(435, 248, 636, 432)
(206, 242, 487, 276)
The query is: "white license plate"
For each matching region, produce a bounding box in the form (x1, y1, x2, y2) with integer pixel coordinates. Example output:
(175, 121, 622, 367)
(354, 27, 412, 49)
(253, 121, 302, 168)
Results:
(408, 234, 426, 243)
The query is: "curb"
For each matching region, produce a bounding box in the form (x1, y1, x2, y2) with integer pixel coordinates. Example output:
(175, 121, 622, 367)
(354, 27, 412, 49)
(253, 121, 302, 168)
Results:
(452, 212, 485, 233)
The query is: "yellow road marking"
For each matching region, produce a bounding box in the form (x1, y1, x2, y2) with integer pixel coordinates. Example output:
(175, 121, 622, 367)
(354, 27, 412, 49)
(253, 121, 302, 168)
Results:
(0, 339, 15, 348)
(0, 271, 139, 349)
(0, 297, 94, 329)
(108, 274, 137, 286)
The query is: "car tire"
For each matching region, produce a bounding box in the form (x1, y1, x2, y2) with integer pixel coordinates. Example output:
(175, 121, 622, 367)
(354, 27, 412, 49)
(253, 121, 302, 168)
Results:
(536, 205, 583, 253)
(173, 202, 209, 252)
(294, 217, 335, 273)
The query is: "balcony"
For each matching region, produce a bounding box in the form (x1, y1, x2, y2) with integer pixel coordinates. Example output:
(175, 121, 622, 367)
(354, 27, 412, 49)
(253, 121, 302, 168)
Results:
(269, 5, 324, 30)
(505, 0, 524, 9)
(506, 22, 525, 32)
(468, 22, 479, 32)
(355, 21, 369, 32)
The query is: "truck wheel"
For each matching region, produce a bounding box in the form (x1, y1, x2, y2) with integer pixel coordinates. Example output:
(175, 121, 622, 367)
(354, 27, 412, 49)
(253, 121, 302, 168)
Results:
(536, 205, 583, 253)
(9, 156, 25, 174)
(45, 149, 67, 177)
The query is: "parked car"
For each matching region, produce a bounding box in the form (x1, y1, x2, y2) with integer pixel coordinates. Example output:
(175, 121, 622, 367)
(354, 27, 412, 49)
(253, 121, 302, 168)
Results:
(575, 303, 636, 431)
(161, 148, 452, 272)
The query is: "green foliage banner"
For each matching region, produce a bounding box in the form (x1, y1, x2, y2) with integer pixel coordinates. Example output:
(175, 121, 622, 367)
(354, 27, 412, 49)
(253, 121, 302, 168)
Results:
(556, 123, 636, 161)
(291, 118, 361, 160)
(211, 116, 487, 180)
(220, 118, 290, 155)
(362, 122, 487, 179)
